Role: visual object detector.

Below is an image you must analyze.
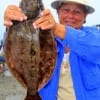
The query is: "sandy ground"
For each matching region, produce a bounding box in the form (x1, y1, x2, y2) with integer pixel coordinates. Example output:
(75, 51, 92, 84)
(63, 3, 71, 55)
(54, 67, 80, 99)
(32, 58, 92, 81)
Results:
(0, 70, 27, 100)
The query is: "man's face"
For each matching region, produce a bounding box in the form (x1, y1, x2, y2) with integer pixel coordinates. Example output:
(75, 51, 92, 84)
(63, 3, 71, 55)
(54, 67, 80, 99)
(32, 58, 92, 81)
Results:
(57, 2, 87, 29)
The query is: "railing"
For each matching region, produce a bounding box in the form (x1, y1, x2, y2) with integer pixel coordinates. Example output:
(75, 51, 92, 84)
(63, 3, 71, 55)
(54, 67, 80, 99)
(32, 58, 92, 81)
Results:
(96, 24, 100, 30)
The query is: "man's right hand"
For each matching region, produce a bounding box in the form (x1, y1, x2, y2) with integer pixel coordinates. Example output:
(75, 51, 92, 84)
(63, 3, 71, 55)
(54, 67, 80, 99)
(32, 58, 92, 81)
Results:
(4, 5, 27, 27)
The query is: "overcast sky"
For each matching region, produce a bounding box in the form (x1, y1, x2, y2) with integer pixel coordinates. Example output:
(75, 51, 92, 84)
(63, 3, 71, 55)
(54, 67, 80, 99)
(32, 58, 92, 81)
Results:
(0, 0, 100, 40)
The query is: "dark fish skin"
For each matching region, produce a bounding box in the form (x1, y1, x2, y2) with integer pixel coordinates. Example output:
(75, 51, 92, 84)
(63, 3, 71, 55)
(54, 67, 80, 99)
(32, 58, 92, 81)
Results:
(4, 0, 57, 100)
(25, 92, 41, 100)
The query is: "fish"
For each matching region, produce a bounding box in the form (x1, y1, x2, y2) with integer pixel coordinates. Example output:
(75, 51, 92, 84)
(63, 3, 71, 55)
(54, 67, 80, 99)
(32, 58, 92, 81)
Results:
(4, 0, 57, 100)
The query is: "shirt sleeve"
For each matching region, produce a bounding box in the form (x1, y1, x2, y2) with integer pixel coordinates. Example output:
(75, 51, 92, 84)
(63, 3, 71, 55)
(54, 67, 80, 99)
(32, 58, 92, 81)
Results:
(65, 26, 100, 64)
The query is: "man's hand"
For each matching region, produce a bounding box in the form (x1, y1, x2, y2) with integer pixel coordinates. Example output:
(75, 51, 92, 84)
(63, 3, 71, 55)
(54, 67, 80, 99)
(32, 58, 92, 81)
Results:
(4, 5, 27, 27)
(33, 9, 65, 39)
(33, 9, 56, 30)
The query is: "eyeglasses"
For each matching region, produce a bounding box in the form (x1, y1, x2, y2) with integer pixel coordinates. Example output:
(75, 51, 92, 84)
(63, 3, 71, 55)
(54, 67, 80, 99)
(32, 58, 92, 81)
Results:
(59, 8, 84, 16)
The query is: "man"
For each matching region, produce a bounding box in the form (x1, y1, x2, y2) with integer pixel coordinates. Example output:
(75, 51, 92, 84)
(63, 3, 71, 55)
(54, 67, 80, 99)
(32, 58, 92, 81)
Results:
(51, 0, 94, 100)
(4, 0, 100, 100)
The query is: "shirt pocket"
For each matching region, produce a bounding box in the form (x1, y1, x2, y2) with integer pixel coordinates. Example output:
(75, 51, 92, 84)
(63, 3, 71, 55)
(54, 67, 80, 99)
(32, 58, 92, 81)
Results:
(80, 61, 100, 90)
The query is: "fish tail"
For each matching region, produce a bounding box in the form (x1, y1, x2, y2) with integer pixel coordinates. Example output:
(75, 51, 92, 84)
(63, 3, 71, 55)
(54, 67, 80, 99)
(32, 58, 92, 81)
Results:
(25, 92, 41, 100)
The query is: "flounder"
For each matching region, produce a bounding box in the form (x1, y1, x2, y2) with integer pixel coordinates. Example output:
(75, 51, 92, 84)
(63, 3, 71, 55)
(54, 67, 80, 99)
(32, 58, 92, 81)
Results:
(4, 0, 57, 100)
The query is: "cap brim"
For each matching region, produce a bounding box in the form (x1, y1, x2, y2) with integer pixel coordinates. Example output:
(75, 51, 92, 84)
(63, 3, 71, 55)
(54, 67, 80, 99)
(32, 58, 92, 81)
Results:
(51, 0, 95, 14)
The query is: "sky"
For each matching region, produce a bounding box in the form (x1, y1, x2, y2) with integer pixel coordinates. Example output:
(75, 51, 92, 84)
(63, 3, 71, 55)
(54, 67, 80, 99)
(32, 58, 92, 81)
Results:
(0, 0, 100, 41)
